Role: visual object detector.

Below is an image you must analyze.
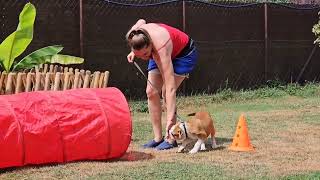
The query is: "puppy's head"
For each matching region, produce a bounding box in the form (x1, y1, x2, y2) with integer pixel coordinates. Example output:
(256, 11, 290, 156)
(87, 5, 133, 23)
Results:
(169, 122, 186, 141)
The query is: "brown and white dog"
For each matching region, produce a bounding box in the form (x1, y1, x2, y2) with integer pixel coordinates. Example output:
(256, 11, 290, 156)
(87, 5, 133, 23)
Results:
(169, 111, 217, 154)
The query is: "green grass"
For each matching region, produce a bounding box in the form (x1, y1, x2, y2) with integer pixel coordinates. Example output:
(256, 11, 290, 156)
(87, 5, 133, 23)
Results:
(127, 83, 320, 179)
(132, 119, 154, 143)
(280, 172, 320, 180)
(1, 82, 320, 179)
(87, 162, 226, 180)
(303, 114, 320, 125)
(129, 83, 320, 112)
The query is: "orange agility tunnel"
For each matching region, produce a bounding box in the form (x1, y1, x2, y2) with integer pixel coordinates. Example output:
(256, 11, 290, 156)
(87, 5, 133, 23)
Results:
(0, 87, 132, 169)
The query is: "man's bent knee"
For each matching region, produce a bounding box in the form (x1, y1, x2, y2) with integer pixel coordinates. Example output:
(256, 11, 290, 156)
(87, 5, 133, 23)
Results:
(146, 86, 160, 99)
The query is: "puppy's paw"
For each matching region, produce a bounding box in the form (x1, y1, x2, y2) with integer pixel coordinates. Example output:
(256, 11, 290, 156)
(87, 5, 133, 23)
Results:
(177, 146, 185, 153)
(211, 138, 218, 149)
(189, 149, 199, 154)
(200, 143, 206, 151)
(177, 149, 184, 153)
(211, 143, 218, 149)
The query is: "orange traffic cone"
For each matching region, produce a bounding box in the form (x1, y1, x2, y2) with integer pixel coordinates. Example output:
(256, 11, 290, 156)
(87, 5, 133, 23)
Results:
(229, 114, 254, 152)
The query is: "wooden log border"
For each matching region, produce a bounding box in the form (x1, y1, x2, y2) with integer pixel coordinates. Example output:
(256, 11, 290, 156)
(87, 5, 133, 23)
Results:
(0, 64, 110, 95)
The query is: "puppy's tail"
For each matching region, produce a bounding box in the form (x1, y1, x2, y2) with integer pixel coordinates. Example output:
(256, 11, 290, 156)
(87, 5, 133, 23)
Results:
(187, 112, 196, 116)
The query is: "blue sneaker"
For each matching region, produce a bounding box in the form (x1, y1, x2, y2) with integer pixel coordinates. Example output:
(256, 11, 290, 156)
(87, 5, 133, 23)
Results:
(142, 139, 164, 149)
(155, 140, 178, 150)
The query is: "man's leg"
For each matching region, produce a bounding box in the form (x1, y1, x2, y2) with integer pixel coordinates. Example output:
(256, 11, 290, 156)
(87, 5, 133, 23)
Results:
(161, 75, 186, 115)
(146, 72, 163, 142)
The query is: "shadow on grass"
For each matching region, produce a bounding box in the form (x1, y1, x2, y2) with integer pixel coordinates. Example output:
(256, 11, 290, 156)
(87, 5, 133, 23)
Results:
(180, 137, 232, 152)
(116, 151, 155, 162)
(0, 167, 17, 174)
(0, 163, 62, 174)
(216, 137, 233, 145)
(0, 151, 154, 173)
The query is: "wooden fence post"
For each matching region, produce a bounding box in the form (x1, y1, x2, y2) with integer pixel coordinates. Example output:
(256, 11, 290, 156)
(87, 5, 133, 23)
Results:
(5, 73, 16, 94)
(264, 3, 269, 82)
(0, 66, 110, 95)
(73, 71, 80, 89)
(63, 72, 71, 90)
(26, 72, 34, 92)
(34, 73, 42, 91)
(0, 72, 7, 95)
(44, 73, 52, 91)
(15, 73, 26, 94)
(53, 72, 61, 91)
(103, 71, 109, 87)
(92, 71, 100, 88)
(83, 71, 91, 88)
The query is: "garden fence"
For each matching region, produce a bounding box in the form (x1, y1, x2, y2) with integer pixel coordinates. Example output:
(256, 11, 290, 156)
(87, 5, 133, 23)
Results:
(1, 0, 320, 98)
(0, 64, 109, 95)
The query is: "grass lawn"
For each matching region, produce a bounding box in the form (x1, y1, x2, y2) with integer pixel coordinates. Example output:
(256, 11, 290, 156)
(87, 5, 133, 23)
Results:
(1, 83, 320, 179)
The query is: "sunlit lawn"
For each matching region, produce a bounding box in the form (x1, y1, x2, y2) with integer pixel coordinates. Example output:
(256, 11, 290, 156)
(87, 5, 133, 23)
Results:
(1, 84, 320, 179)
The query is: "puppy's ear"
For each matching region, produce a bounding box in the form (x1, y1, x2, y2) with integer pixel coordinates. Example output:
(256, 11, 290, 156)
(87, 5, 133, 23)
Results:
(168, 129, 176, 141)
(178, 129, 183, 139)
(168, 133, 175, 141)
(168, 123, 180, 140)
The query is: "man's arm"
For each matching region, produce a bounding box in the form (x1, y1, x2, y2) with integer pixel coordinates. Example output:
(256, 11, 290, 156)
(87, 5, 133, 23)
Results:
(132, 19, 146, 29)
(157, 51, 176, 136)
(125, 19, 146, 39)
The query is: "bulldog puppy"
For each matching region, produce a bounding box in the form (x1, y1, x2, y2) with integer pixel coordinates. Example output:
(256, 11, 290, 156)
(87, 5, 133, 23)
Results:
(169, 111, 217, 154)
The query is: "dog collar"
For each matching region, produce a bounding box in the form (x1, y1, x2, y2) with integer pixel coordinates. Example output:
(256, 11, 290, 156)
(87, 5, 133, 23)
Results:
(182, 122, 188, 138)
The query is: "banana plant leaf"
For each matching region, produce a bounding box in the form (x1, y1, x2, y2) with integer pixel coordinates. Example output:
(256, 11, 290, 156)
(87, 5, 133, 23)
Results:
(13, 45, 84, 71)
(0, 3, 36, 72)
(12, 45, 63, 71)
(45, 54, 84, 64)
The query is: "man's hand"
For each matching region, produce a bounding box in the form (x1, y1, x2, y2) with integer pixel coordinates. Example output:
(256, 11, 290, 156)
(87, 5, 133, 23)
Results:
(127, 51, 135, 63)
(165, 120, 175, 139)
